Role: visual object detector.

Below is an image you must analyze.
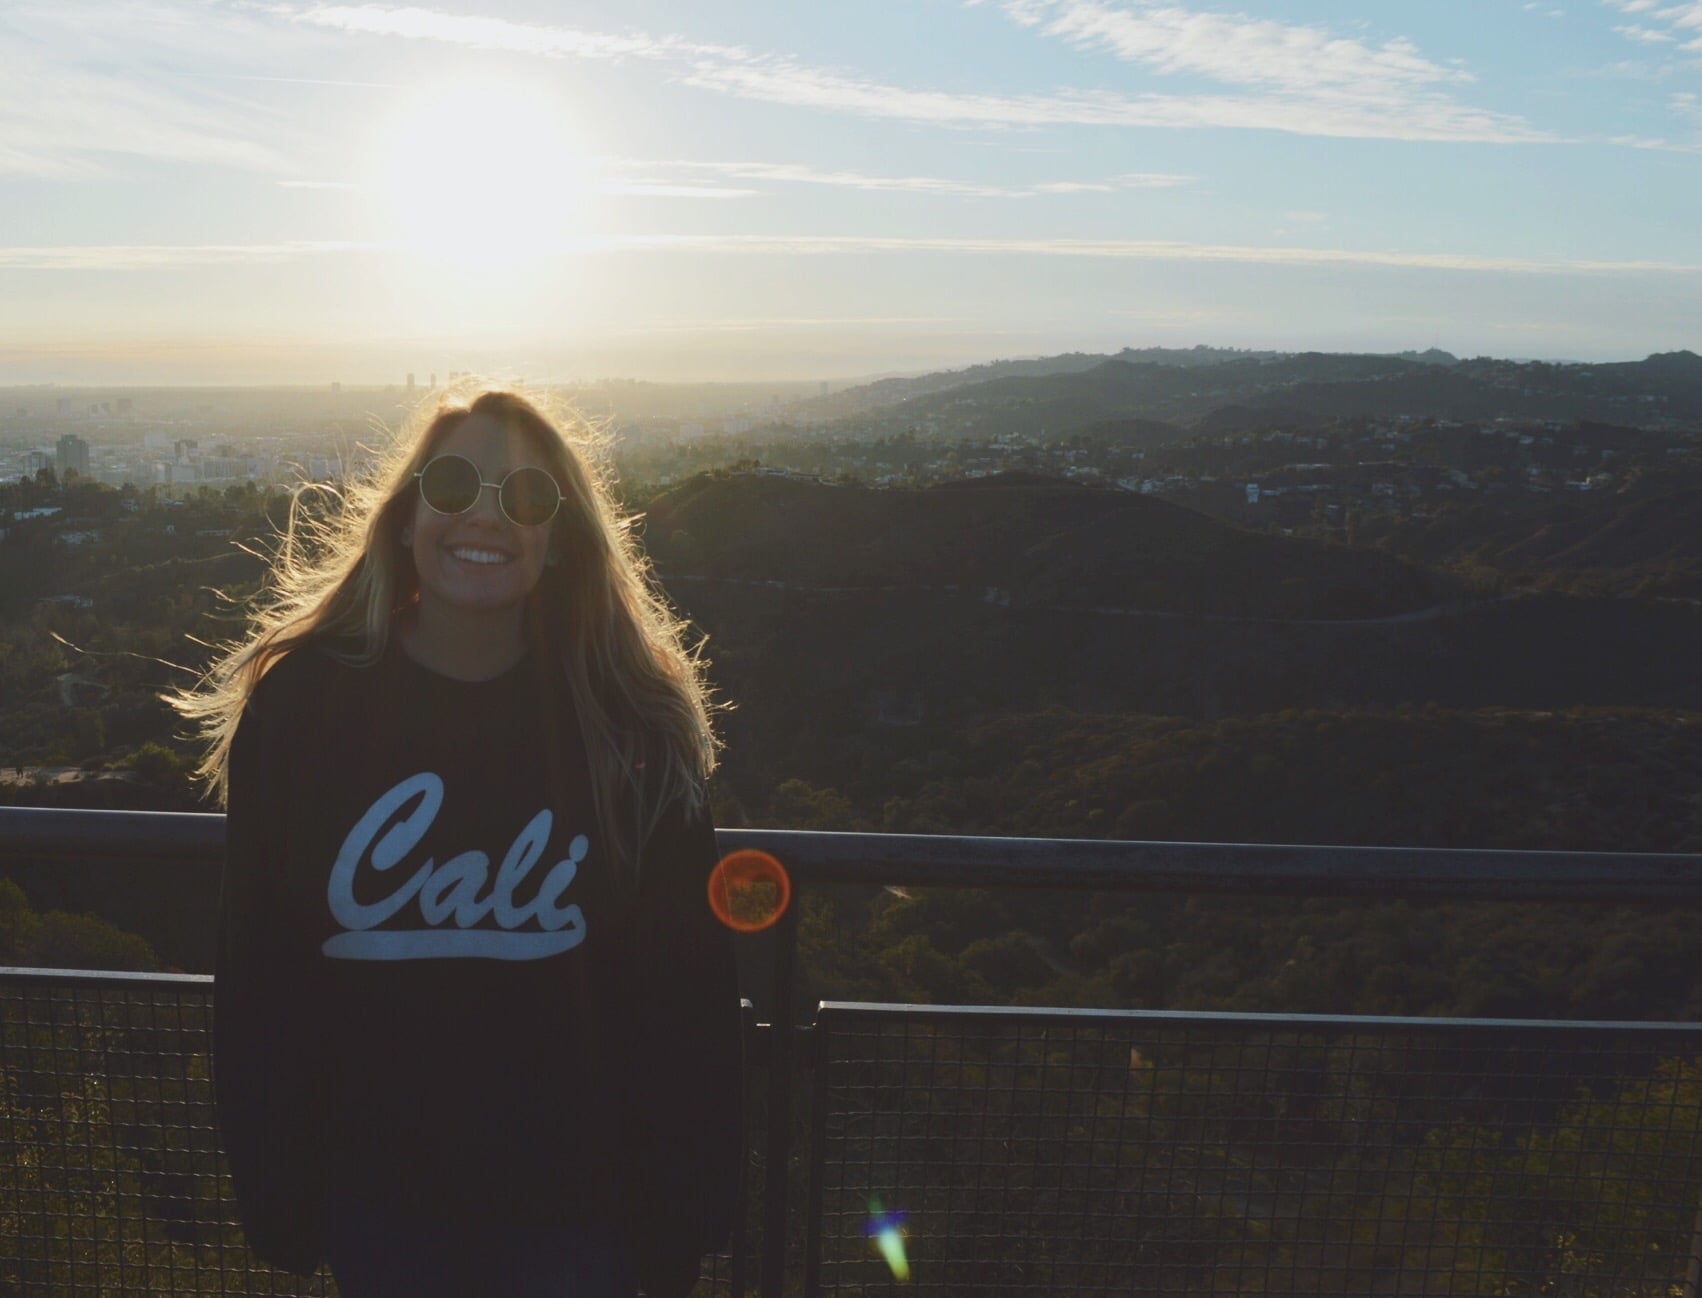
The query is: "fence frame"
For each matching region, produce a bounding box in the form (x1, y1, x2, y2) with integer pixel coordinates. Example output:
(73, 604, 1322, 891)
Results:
(4, 806, 1702, 1295)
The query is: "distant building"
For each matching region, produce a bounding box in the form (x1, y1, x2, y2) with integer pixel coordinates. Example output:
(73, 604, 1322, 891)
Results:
(1245, 483, 1260, 504)
(199, 456, 249, 480)
(56, 434, 90, 479)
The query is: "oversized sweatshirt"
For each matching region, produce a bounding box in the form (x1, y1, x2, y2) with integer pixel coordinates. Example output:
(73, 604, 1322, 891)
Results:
(214, 639, 743, 1297)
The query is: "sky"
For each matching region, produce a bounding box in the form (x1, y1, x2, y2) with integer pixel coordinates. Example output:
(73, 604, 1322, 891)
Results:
(2, 0, 1700, 384)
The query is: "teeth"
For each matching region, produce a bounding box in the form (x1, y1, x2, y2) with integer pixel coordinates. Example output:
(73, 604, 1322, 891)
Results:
(449, 547, 511, 565)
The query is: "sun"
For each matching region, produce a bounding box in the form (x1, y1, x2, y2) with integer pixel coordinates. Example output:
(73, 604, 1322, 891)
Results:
(370, 79, 594, 268)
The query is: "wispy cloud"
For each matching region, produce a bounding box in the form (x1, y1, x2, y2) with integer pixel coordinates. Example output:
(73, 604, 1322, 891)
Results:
(1000, 0, 1464, 93)
(992, 0, 1548, 143)
(282, 3, 1548, 143)
(185, 71, 404, 90)
(0, 241, 385, 269)
(285, 3, 693, 61)
(636, 314, 965, 334)
(602, 159, 1197, 198)
(1603, 0, 1702, 45)
(0, 3, 331, 178)
(596, 181, 760, 199)
(8, 234, 1696, 275)
(0, 43, 289, 177)
(678, 50, 1542, 142)
(547, 233, 1702, 274)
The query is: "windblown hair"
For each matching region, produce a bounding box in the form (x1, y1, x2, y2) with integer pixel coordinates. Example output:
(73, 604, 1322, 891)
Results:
(169, 383, 721, 882)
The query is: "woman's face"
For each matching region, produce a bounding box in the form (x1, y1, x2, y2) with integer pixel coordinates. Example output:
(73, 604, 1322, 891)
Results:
(402, 411, 558, 622)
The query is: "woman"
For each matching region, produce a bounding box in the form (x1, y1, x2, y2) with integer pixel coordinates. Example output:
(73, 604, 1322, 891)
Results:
(172, 386, 742, 1297)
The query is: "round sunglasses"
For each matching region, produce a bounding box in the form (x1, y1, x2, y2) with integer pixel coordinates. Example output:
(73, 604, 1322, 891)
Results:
(413, 454, 563, 527)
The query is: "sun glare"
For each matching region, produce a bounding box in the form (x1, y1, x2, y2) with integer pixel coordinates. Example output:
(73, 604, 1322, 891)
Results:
(370, 80, 593, 268)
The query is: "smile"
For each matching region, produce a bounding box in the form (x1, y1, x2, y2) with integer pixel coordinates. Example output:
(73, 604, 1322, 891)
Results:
(448, 546, 512, 565)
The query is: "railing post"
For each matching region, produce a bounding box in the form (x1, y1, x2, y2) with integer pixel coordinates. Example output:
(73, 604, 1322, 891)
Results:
(802, 1007, 830, 1298)
(761, 896, 800, 1298)
(1685, 1195, 1701, 1297)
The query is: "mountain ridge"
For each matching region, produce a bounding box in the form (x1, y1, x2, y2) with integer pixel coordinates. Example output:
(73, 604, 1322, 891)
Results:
(788, 348, 1702, 436)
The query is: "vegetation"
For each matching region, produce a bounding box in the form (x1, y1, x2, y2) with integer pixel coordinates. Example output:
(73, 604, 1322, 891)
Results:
(3, 423, 1701, 1292)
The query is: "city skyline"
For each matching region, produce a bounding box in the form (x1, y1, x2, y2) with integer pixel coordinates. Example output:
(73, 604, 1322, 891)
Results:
(3, 0, 1700, 384)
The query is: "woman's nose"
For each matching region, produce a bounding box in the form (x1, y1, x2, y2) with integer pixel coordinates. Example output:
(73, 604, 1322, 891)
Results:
(464, 481, 506, 523)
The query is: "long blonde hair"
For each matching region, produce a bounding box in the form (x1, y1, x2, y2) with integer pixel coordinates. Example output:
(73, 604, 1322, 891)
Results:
(170, 383, 722, 882)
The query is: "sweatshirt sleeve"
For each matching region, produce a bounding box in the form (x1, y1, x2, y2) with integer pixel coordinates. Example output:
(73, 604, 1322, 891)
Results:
(628, 793, 746, 1298)
(214, 671, 328, 1276)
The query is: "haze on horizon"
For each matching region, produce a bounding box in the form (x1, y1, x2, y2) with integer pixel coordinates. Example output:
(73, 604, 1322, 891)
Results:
(3, 0, 1699, 387)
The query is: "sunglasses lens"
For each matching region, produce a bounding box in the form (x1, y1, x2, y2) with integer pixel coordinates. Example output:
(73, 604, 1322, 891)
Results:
(502, 467, 561, 526)
(419, 456, 482, 514)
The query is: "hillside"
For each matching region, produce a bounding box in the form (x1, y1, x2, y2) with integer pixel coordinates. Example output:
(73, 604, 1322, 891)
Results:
(645, 471, 1447, 618)
(2, 469, 1698, 1025)
(637, 474, 1702, 810)
(791, 345, 1435, 422)
(807, 350, 1702, 439)
(796, 704, 1702, 1019)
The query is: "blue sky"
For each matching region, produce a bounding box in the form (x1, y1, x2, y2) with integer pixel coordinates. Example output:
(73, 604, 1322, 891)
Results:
(2, 0, 1699, 383)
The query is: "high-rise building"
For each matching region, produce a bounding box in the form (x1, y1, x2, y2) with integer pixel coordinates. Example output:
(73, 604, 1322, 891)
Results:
(56, 434, 90, 479)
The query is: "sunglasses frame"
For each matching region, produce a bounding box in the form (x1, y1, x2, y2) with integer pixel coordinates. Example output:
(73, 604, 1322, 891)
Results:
(413, 453, 564, 528)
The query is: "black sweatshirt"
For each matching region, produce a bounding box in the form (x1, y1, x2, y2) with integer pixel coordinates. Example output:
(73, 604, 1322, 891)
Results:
(215, 640, 743, 1296)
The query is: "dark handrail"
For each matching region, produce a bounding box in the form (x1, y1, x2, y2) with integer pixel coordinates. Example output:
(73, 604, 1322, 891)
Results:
(4, 806, 1701, 901)
(7, 805, 1702, 1298)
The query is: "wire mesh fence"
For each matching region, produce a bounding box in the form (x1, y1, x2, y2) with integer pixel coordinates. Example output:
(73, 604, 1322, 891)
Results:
(0, 969, 756, 1297)
(6, 978, 1702, 1297)
(807, 1003, 1702, 1297)
(1, 969, 329, 1296)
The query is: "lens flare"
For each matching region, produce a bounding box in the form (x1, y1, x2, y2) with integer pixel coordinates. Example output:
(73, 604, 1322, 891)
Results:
(707, 850, 792, 932)
(865, 1197, 911, 1281)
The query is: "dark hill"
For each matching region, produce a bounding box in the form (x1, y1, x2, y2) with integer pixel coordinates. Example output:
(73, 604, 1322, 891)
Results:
(1541, 488, 1702, 569)
(645, 471, 1449, 619)
(1193, 405, 1324, 434)
(1074, 416, 1188, 448)
(822, 349, 1702, 438)
(1615, 349, 1702, 379)
(792, 351, 1117, 420)
(1373, 480, 1702, 583)
(1011, 504, 1439, 618)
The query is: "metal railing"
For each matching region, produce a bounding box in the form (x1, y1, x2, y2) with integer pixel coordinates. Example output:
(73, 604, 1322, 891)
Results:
(3, 806, 1702, 1296)
(806, 1003, 1702, 1296)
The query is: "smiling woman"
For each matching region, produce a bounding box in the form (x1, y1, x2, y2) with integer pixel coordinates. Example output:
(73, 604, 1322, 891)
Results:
(369, 79, 594, 267)
(170, 384, 740, 1298)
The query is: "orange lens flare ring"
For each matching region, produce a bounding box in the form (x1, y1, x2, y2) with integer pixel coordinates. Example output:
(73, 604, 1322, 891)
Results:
(707, 850, 792, 932)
